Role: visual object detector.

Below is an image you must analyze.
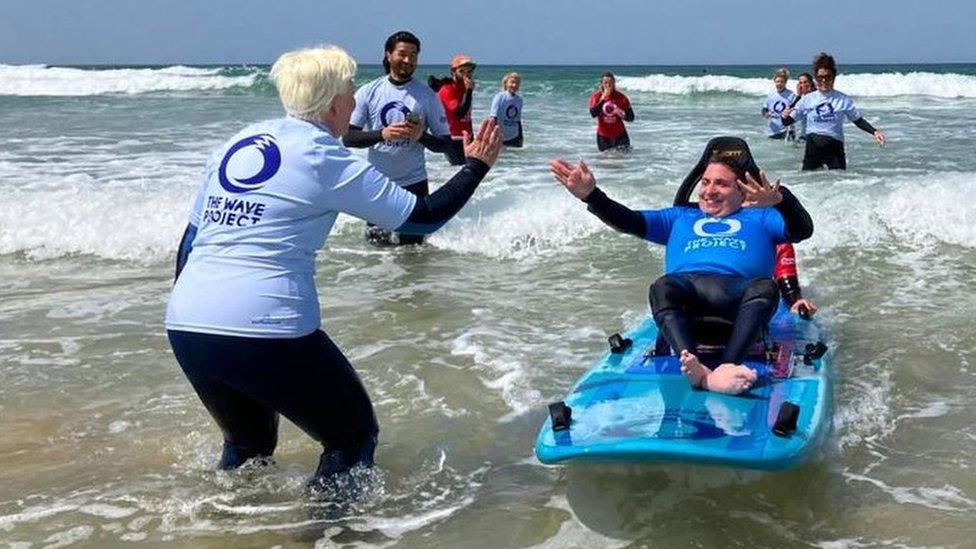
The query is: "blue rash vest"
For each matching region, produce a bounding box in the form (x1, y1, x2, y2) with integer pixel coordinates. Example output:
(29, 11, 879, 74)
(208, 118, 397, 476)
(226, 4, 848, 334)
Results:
(641, 206, 789, 279)
(761, 88, 797, 137)
(489, 91, 523, 142)
(165, 117, 417, 338)
(349, 76, 450, 186)
(789, 89, 862, 142)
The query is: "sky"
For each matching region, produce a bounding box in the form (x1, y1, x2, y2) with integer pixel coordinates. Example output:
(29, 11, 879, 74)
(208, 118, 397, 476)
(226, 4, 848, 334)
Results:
(2, 0, 974, 66)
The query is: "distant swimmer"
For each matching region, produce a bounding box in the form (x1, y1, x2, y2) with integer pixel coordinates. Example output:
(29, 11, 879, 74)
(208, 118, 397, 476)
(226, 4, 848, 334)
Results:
(761, 67, 797, 140)
(489, 72, 524, 147)
(429, 54, 478, 165)
(781, 52, 886, 170)
(588, 72, 635, 152)
(342, 31, 453, 245)
(166, 46, 502, 491)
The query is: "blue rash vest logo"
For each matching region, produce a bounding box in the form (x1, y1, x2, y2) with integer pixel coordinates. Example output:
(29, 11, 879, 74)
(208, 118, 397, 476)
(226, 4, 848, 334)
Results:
(380, 101, 411, 126)
(693, 217, 741, 237)
(772, 100, 786, 113)
(505, 104, 519, 120)
(218, 134, 281, 194)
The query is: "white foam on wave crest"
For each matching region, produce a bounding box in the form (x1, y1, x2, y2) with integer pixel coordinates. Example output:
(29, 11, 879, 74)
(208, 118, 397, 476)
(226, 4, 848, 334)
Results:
(429, 190, 604, 260)
(0, 64, 257, 96)
(0, 176, 194, 262)
(617, 72, 976, 98)
(804, 172, 976, 254)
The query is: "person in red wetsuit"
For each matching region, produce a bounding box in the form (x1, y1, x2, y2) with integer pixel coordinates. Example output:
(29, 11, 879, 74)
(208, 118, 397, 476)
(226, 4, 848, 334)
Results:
(437, 54, 477, 165)
(588, 72, 635, 152)
(774, 243, 818, 317)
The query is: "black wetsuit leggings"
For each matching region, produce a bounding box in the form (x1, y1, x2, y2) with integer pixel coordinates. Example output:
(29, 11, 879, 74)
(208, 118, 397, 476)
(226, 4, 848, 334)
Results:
(649, 273, 779, 364)
(167, 329, 378, 479)
(802, 134, 847, 170)
(597, 132, 631, 152)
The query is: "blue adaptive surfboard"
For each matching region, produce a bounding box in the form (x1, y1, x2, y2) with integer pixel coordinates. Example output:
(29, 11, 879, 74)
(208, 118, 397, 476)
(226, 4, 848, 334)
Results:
(534, 302, 832, 470)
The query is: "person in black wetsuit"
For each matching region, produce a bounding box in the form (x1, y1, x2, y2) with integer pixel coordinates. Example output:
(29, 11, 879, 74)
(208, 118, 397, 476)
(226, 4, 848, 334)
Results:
(781, 53, 886, 170)
(551, 140, 814, 394)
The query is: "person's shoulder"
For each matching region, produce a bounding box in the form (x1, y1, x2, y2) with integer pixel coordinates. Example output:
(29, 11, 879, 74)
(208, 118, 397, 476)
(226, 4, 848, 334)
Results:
(614, 90, 630, 101)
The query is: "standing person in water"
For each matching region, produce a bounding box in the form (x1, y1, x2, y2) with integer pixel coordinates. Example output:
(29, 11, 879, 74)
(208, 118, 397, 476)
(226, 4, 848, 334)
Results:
(489, 72, 524, 147)
(761, 67, 797, 140)
(436, 54, 478, 165)
(781, 52, 886, 170)
(589, 72, 635, 152)
(343, 31, 452, 245)
(791, 72, 815, 141)
(167, 45, 502, 490)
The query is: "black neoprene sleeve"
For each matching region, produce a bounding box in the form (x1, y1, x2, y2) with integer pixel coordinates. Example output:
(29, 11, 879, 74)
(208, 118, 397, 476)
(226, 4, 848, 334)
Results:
(853, 117, 877, 134)
(582, 187, 647, 238)
(342, 125, 383, 148)
(397, 159, 490, 234)
(775, 186, 814, 242)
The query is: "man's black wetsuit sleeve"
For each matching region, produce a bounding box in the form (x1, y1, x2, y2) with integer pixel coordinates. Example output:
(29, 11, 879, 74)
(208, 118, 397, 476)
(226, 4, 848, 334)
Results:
(397, 159, 490, 234)
(420, 132, 451, 153)
(623, 107, 635, 122)
(342, 125, 383, 148)
(853, 117, 877, 134)
(775, 186, 814, 242)
(582, 187, 647, 238)
(589, 100, 604, 117)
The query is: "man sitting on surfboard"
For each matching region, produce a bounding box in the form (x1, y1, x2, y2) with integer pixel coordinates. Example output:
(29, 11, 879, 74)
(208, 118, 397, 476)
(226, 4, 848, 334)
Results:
(550, 142, 813, 394)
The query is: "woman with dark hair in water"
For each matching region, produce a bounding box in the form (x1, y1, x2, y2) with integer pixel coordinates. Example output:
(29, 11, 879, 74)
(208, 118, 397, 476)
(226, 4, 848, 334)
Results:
(781, 53, 886, 170)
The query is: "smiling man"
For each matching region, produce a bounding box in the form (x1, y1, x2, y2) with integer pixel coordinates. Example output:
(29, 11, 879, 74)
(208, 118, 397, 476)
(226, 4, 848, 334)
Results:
(550, 146, 813, 394)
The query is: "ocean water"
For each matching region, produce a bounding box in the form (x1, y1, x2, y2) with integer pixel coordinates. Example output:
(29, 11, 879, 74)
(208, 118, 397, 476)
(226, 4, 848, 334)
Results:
(1, 62, 975, 548)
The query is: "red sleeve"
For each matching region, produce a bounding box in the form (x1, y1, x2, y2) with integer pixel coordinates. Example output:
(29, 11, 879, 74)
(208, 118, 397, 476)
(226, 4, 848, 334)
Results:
(774, 243, 798, 279)
(589, 91, 601, 108)
(439, 84, 459, 111)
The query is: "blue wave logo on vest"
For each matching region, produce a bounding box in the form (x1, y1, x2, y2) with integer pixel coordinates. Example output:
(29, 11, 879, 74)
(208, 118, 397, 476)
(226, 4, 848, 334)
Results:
(814, 101, 836, 122)
(218, 134, 281, 194)
(505, 104, 519, 120)
(693, 218, 742, 237)
(380, 101, 411, 126)
(772, 101, 786, 113)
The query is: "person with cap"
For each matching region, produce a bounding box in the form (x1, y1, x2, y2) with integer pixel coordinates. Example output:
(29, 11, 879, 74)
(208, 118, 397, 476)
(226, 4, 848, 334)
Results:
(167, 44, 503, 491)
(435, 54, 478, 165)
(549, 142, 814, 394)
(343, 30, 454, 245)
(589, 72, 635, 152)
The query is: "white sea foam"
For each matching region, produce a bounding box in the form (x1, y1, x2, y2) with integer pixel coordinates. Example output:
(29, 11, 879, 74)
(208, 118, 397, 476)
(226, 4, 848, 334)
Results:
(618, 71, 976, 98)
(0, 64, 258, 96)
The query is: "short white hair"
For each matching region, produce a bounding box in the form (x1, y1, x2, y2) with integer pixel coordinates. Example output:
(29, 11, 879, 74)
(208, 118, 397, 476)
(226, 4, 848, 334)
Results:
(270, 46, 357, 120)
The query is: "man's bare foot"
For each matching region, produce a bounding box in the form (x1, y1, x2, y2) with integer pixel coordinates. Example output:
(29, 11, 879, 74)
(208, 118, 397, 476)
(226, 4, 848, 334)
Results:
(703, 363, 759, 395)
(679, 350, 711, 389)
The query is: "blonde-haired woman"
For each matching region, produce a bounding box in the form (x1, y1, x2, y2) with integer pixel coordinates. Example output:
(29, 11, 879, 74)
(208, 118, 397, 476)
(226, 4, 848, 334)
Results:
(489, 72, 524, 147)
(761, 67, 797, 140)
(166, 45, 501, 490)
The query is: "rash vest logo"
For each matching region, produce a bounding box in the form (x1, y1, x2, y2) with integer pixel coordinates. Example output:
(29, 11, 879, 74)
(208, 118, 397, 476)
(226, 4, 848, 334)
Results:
(505, 104, 519, 120)
(693, 217, 742, 237)
(380, 101, 412, 126)
(218, 134, 281, 194)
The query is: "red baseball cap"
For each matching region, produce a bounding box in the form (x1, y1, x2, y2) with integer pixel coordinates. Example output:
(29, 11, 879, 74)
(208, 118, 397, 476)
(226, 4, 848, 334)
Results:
(451, 54, 476, 70)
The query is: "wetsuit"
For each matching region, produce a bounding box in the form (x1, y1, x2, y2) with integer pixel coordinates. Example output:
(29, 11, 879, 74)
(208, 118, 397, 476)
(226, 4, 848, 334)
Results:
(438, 79, 473, 165)
(589, 90, 634, 151)
(781, 89, 878, 170)
(168, 116, 490, 481)
(344, 75, 453, 243)
(761, 89, 797, 139)
(490, 90, 524, 147)
(582, 186, 813, 364)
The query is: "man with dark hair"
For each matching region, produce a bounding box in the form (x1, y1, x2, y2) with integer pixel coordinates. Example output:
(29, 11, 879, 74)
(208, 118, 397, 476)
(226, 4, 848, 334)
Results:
(589, 72, 635, 152)
(550, 152, 813, 394)
(343, 30, 453, 245)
